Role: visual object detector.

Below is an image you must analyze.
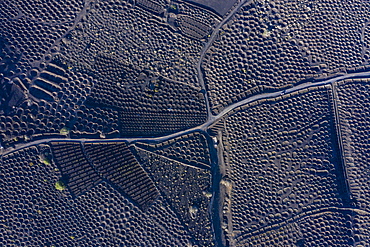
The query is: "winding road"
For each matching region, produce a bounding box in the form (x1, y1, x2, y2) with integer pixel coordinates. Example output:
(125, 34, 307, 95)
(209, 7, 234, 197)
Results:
(196, 0, 253, 121)
(2, 70, 370, 156)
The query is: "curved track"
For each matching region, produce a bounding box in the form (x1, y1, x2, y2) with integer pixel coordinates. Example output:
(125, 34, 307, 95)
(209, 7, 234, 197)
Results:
(2, 70, 370, 156)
